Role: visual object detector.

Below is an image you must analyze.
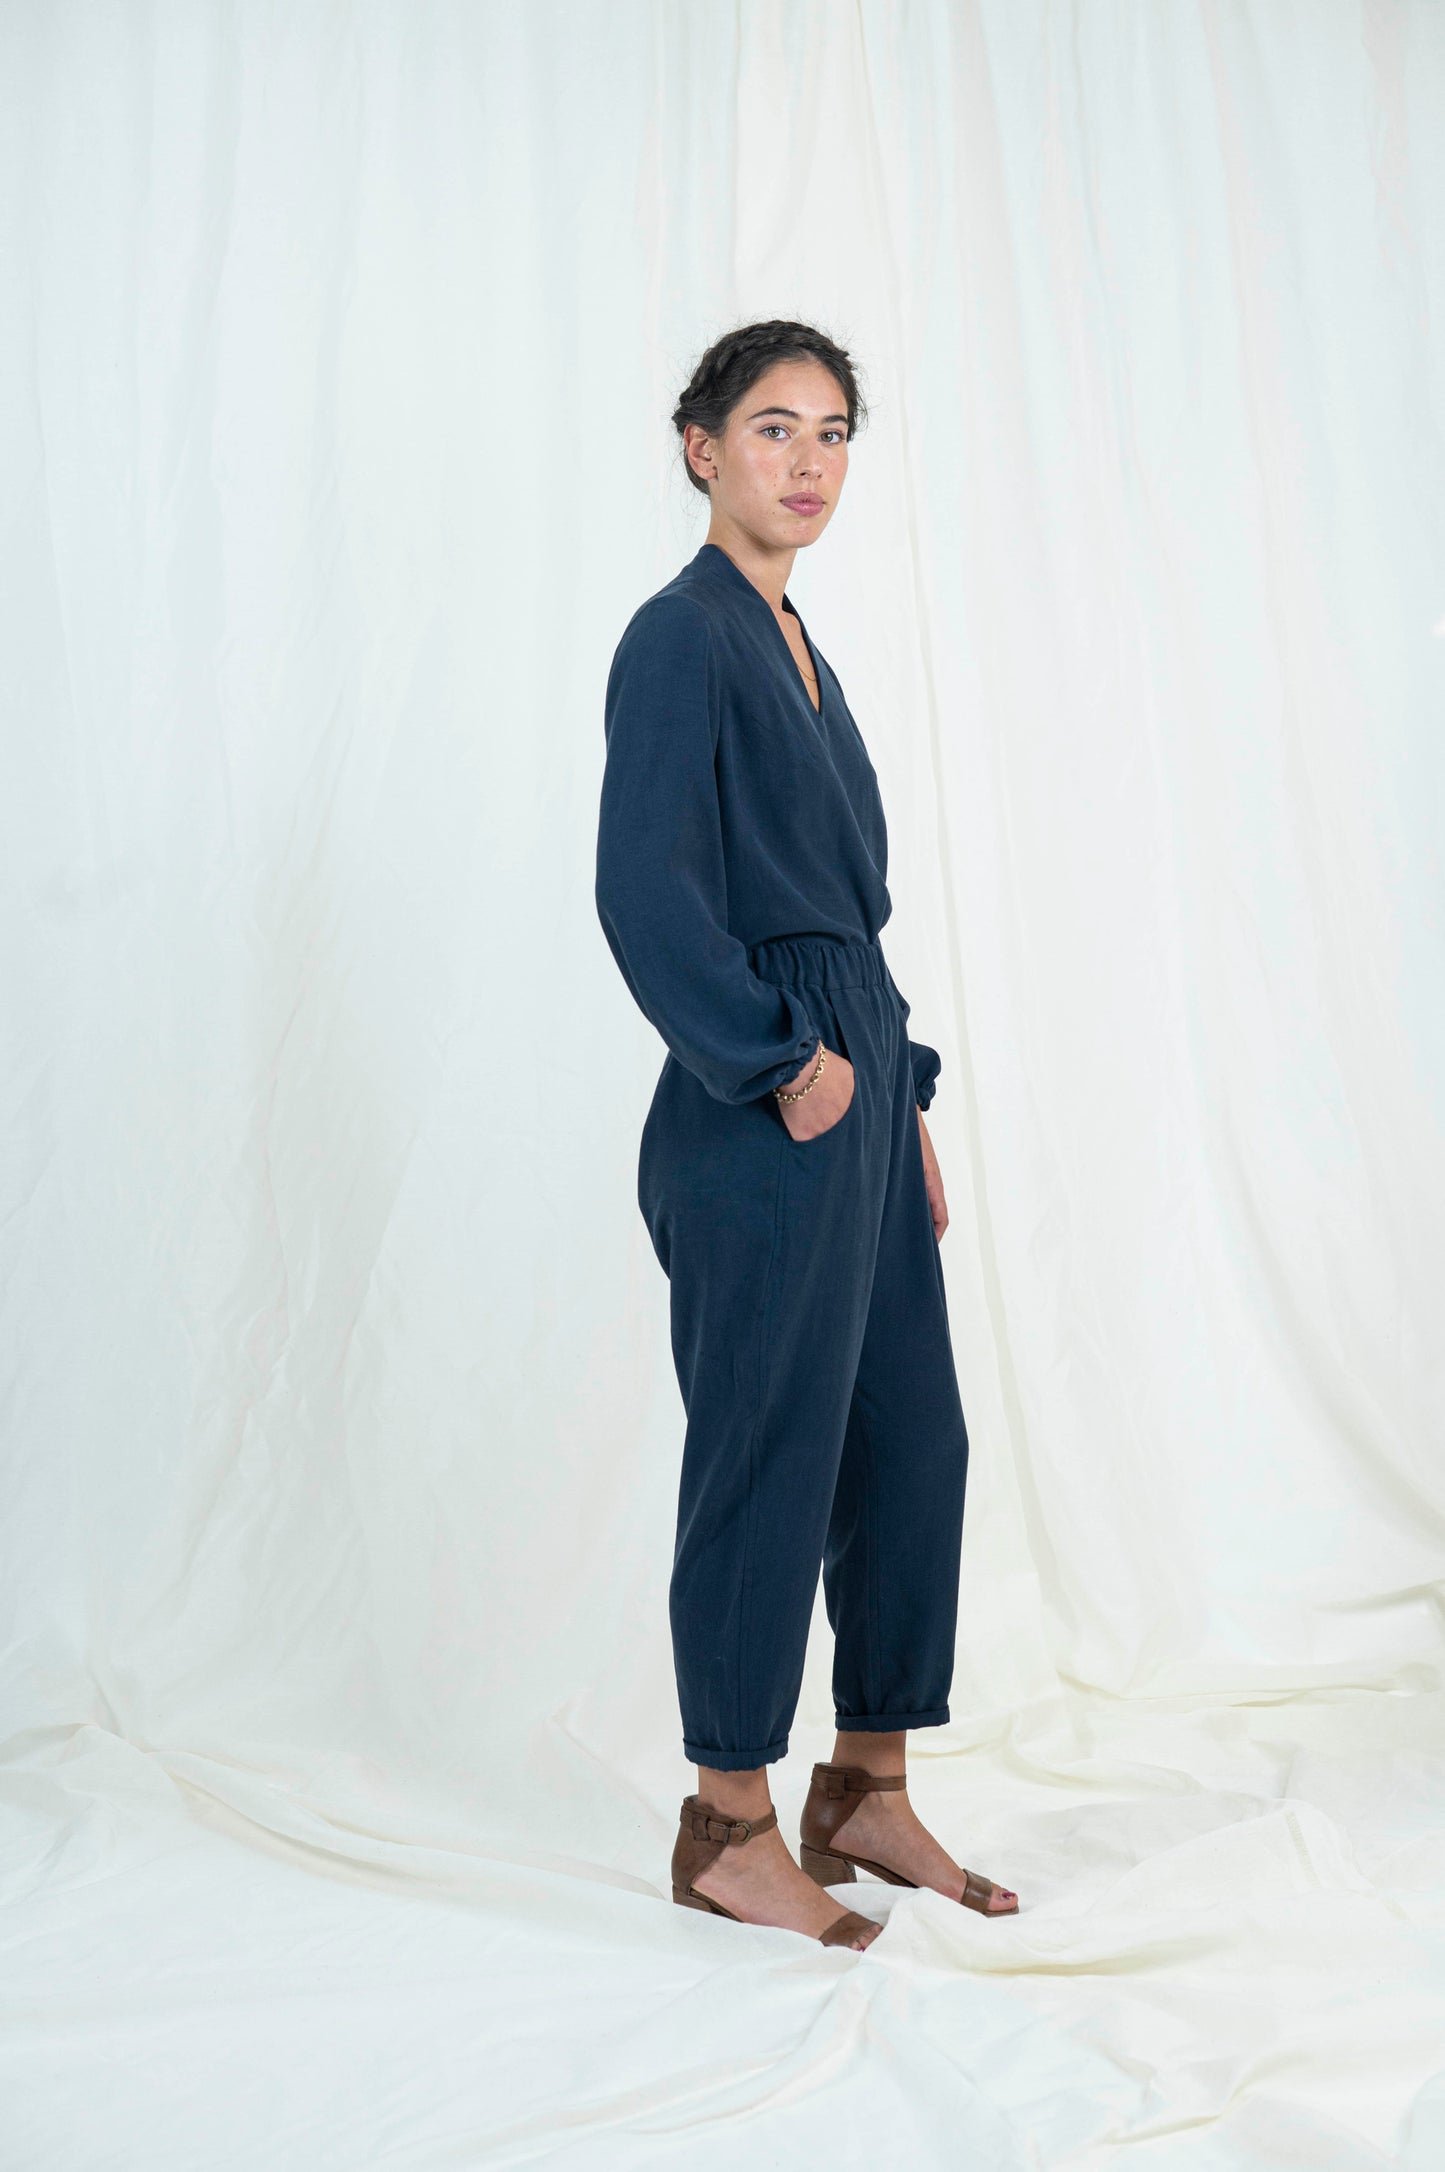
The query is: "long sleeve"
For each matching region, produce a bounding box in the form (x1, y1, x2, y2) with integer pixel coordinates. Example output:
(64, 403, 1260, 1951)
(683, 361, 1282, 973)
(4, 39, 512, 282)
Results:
(882, 959, 942, 1113)
(596, 595, 824, 1106)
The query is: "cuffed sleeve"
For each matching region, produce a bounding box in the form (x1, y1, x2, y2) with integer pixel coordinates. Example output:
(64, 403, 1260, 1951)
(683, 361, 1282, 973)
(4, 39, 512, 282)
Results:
(907, 1039, 942, 1113)
(882, 956, 942, 1112)
(596, 595, 823, 1105)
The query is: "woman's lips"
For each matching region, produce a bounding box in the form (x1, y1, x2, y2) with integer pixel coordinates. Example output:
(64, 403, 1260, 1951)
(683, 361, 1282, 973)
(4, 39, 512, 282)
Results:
(782, 495, 824, 515)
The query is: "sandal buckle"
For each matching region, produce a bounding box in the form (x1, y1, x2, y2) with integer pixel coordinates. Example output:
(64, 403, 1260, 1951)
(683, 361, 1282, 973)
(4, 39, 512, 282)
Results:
(689, 1809, 752, 1843)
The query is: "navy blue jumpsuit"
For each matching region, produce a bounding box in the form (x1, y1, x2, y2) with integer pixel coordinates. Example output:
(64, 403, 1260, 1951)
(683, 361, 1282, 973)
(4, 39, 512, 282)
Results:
(595, 541, 969, 1772)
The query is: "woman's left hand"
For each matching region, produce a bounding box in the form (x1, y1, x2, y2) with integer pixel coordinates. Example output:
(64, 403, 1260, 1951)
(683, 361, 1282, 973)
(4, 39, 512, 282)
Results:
(918, 1110, 948, 1241)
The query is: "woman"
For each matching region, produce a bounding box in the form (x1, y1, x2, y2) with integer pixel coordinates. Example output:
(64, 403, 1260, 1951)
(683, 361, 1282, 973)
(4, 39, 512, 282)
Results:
(595, 320, 1019, 1952)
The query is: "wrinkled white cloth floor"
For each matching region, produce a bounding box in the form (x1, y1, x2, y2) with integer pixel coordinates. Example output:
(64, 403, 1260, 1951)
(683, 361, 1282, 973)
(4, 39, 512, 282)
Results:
(4, 1690, 1441, 2169)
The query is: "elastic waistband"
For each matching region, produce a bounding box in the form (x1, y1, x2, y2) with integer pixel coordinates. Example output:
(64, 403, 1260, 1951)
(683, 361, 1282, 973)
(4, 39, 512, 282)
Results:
(747, 932, 891, 993)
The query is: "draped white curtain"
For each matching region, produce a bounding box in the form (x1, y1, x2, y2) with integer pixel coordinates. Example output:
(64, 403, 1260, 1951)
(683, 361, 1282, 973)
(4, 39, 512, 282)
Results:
(4, 3, 1443, 2163)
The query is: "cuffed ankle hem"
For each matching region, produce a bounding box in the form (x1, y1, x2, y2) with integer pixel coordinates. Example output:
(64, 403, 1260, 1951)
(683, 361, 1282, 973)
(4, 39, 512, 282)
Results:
(683, 1735, 789, 1771)
(833, 1706, 950, 1732)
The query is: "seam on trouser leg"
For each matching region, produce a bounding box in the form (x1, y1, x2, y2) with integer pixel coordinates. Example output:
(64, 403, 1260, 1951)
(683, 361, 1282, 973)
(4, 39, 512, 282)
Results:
(867, 1397, 883, 1712)
(684, 1734, 790, 1770)
(737, 1126, 790, 1754)
(834, 1707, 951, 1731)
(848, 1380, 884, 1716)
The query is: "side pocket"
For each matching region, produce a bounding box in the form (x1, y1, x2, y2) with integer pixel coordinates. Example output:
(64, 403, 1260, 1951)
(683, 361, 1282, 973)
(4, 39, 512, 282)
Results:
(828, 997, 853, 1068)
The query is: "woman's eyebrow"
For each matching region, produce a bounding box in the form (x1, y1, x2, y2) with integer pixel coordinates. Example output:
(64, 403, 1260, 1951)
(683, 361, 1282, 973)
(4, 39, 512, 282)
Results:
(745, 405, 849, 425)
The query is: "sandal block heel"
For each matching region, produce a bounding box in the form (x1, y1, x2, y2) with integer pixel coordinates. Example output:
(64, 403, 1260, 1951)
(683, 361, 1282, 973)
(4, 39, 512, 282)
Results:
(799, 1841, 855, 1885)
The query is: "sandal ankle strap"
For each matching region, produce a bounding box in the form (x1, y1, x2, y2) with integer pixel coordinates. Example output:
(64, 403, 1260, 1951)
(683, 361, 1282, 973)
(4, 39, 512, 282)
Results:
(812, 1762, 907, 1799)
(679, 1794, 779, 1845)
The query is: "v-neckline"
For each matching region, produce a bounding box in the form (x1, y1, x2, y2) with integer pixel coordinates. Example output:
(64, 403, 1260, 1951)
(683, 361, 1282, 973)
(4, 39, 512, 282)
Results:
(780, 597, 825, 718)
(695, 542, 825, 720)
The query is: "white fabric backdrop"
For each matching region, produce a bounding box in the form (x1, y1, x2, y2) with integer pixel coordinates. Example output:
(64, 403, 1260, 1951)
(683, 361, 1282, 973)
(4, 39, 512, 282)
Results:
(3, 2, 1444, 2164)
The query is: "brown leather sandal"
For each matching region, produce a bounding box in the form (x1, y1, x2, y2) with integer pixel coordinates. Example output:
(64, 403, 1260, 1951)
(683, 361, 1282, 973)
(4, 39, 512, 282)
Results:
(799, 1761, 1019, 1916)
(671, 1793, 879, 1949)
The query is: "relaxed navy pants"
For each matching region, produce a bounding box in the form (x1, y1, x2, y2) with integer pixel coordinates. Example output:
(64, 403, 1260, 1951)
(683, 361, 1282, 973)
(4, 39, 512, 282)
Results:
(638, 933, 970, 1771)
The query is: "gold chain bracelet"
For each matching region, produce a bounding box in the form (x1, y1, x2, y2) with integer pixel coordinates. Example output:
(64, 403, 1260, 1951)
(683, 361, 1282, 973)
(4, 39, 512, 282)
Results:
(773, 1040, 827, 1103)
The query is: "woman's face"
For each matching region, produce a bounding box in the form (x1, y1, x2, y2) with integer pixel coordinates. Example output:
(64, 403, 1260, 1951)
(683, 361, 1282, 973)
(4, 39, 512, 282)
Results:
(688, 358, 850, 549)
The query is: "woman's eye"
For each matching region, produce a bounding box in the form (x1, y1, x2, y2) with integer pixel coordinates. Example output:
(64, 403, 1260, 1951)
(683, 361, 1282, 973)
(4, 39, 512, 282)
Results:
(763, 425, 845, 443)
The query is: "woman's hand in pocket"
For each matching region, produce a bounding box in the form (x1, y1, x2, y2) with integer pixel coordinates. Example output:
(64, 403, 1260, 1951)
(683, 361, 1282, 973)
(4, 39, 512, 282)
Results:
(778, 1047, 855, 1142)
